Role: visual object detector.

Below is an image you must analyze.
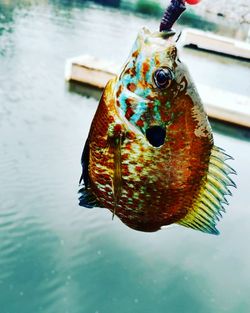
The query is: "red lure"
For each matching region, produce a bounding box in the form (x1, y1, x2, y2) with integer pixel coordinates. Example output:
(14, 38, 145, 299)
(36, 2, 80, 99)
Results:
(185, 0, 201, 5)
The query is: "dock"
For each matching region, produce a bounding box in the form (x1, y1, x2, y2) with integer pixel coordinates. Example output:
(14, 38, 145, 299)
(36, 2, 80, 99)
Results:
(181, 28, 250, 60)
(65, 55, 120, 89)
(65, 29, 250, 128)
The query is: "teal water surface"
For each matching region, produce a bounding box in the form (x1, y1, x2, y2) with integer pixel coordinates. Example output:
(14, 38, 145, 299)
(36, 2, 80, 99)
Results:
(0, 1, 250, 313)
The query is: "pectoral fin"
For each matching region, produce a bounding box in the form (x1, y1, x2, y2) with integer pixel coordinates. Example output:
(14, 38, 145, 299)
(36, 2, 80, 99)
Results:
(112, 135, 122, 204)
(108, 133, 123, 218)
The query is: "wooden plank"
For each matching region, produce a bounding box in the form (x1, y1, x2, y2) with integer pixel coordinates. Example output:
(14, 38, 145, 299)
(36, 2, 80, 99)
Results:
(65, 55, 119, 89)
(65, 55, 250, 128)
(198, 84, 250, 128)
(181, 28, 250, 60)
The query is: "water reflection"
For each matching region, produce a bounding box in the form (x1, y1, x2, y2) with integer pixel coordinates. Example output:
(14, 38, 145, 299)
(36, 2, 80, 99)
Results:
(210, 121, 250, 142)
(91, 0, 121, 7)
(0, 1, 250, 313)
(67, 81, 102, 100)
(180, 10, 217, 32)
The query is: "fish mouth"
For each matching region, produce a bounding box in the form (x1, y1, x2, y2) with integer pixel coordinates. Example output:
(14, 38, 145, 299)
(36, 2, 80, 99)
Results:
(145, 126, 166, 147)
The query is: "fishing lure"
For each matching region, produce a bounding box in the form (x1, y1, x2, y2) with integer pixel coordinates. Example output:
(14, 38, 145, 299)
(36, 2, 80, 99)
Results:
(79, 0, 236, 234)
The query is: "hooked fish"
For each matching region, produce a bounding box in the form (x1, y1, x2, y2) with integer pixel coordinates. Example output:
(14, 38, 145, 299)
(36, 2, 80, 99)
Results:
(79, 0, 236, 234)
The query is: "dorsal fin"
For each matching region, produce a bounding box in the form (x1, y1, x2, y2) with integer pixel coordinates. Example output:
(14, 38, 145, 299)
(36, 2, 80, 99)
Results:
(177, 146, 236, 235)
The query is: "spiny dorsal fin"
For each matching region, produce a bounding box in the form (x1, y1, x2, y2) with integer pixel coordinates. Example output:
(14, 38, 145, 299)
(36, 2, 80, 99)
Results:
(177, 146, 236, 235)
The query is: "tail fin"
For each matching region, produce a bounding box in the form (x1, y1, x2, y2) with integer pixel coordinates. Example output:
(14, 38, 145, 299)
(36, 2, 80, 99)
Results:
(177, 146, 236, 235)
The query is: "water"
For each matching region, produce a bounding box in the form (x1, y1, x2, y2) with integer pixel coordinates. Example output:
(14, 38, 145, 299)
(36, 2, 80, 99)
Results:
(0, 1, 250, 313)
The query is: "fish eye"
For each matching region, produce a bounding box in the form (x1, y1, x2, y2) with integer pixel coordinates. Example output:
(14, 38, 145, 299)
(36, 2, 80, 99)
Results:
(153, 67, 174, 89)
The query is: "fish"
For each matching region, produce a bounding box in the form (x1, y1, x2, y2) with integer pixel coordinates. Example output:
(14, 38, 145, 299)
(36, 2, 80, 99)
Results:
(79, 3, 236, 235)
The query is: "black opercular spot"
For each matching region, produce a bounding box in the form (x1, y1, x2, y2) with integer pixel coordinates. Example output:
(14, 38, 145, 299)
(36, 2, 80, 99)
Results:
(146, 126, 166, 147)
(153, 67, 174, 89)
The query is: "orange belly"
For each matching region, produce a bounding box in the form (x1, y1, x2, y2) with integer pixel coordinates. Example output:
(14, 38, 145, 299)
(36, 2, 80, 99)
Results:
(87, 80, 213, 232)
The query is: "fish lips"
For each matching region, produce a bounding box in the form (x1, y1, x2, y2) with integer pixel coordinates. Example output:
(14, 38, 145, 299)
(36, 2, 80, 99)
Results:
(145, 126, 166, 147)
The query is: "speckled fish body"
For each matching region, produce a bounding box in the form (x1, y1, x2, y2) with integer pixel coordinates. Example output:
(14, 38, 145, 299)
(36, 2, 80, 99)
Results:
(79, 28, 236, 234)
